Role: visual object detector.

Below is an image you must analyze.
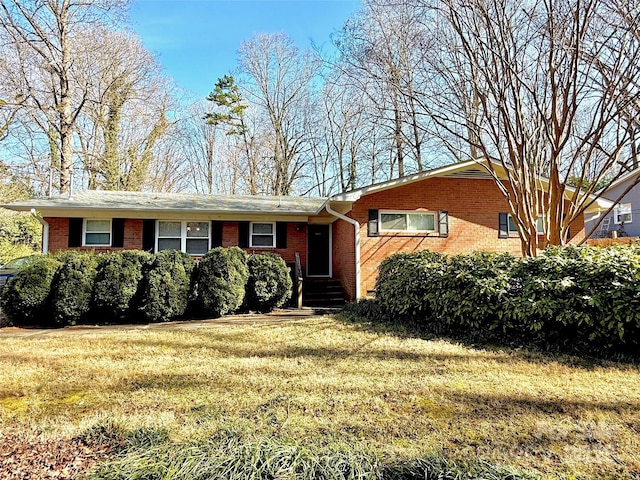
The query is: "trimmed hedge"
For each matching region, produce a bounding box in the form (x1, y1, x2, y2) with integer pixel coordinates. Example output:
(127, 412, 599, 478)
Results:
(137, 250, 195, 322)
(92, 250, 153, 322)
(376, 250, 446, 322)
(503, 245, 640, 347)
(0, 255, 61, 327)
(245, 253, 292, 312)
(370, 245, 640, 354)
(50, 251, 100, 325)
(193, 247, 249, 317)
(1, 247, 296, 327)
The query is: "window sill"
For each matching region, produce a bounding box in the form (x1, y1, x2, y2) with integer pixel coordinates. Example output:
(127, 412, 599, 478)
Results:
(377, 231, 439, 237)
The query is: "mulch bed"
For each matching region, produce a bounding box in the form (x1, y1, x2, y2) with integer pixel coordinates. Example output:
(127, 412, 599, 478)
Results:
(0, 433, 112, 480)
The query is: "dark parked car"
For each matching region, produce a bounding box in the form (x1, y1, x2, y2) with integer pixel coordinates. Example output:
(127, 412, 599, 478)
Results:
(0, 255, 38, 292)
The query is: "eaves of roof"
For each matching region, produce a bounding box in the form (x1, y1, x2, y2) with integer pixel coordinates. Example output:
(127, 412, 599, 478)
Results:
(3, 190, 329, 217)
(329, 159, 613, 213)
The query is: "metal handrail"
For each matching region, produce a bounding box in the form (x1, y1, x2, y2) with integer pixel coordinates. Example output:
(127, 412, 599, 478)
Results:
(294, 252, 303, 281)
(294, 252, 303, 309)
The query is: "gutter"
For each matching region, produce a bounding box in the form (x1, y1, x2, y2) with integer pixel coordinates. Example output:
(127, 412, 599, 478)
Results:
(585, 211, 602, 224)
(325, 202, 361, 300)
(30, 209, 49, 254)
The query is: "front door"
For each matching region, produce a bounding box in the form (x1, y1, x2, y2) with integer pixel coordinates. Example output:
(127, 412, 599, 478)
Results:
(307, 224, 331, 277)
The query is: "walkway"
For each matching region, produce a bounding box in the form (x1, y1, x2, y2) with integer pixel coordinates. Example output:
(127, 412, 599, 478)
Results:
(0, 307, 339, 338)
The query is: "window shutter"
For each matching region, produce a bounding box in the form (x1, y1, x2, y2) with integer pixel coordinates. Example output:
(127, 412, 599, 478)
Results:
(142, 220, 156, 252)
(438, 211, 449, 237)
(498, 213, 509, 238)
(276, 222, 288, 248)
(238, 221, 250, 248)
(212, 221, 223, 247)
(68, 218, 83, 247)
(112, 218, 125, 248)
(367, 209, 379, 237)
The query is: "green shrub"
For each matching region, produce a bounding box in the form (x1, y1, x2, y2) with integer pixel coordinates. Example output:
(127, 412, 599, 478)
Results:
(92, 250, 152, 323)
(137, 250, 195, 322)
(504, 245, 640, 348)
(372, 246, 640, 355)
(0, 211, 41, 264)
(49, 251, 100, 326)
(437, 251, 515, 329)
(194, 247, 249, 317)
(375, 250, 446, 322)
(0, 241, 38, 267)
(0, 255, 61, 327)
(245, 253, 292, 312)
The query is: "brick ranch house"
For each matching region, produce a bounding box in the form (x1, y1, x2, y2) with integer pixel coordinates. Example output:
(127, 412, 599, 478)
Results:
(4, 160, 610, 301)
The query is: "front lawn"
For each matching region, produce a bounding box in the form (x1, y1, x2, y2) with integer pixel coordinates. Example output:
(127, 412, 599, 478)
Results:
(0, 315, 639, 479)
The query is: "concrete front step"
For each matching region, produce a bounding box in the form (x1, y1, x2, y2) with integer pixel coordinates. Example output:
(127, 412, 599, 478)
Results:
(302, 279, 346, 307)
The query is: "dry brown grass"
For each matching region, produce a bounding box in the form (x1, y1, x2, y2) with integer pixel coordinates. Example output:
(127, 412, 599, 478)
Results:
(1, 315, 639, 479)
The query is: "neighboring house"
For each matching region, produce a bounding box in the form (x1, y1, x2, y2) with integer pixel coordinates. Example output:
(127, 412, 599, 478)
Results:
(586, 168, 640, 239)
(4, 160, 608, 301)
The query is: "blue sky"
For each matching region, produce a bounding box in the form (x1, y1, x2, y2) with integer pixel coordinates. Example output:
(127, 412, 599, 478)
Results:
(129, 0, 361, 98)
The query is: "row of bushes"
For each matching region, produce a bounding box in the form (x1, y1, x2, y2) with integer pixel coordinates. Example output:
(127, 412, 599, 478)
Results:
(0, 247, 292, 328)
(367, 245, 640, 354)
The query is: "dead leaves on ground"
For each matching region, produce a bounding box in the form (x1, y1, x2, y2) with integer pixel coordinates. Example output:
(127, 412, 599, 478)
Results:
(0, 433, 112, 480)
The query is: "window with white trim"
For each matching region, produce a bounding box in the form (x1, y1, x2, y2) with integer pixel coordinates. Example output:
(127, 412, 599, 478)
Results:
(84, 219, 111, 246)
(157, 221, 210, 255)
(250, 222, 276, 247)
(614, 203, 632, 224)
(379, 211, 436, 233)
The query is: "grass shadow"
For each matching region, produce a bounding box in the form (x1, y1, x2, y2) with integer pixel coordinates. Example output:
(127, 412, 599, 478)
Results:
(335, 310, 640, 371)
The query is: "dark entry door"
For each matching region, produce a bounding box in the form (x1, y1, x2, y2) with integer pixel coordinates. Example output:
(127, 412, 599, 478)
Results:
(307, 224, 330, 276)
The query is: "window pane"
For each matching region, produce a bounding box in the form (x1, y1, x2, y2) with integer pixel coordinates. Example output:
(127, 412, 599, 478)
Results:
(252, 223, 273, 235)
(508, 215, 517, 232)
(536, 217, 544, 234)
(252, 235, 274, 247)
(616, 203, 632, 223)
(85, 233, 110, 245)
(158, 221, 181, 237)
(158, 238, 181, 251)
(86, 219, 110, 232)
(186, 238, 209, 255)
(380, 213, 406, 231)
(187, 222, 209, 238)
(408, 214, 434, 231)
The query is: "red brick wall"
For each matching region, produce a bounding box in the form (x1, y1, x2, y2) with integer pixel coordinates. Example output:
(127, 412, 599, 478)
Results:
(332, 219, 356, 301)
(221, 221, 307, 269)
(222, 221, 239, 248)
(46, 217, 308, 271)
(343, 177, 586, 299)
(123, 219, 143, 250)
(45, 217, 143, 253)
(46, 217, 69, 253)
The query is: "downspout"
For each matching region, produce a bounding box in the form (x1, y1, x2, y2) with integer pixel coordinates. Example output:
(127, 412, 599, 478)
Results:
(325, 202, 361, 300)
(30, 209, 49, 254)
